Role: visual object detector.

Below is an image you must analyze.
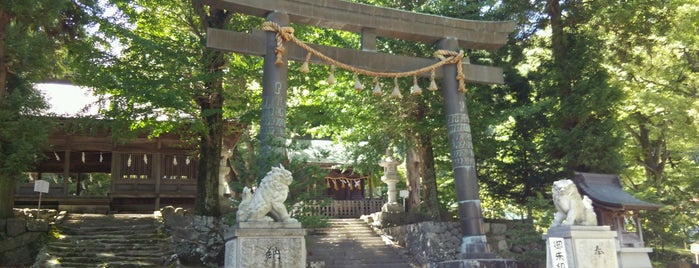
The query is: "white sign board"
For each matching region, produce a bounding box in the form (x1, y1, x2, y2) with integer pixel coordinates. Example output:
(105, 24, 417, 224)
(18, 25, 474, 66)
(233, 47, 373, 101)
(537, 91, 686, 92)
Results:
(547, 237, 568, 268)
(399, 190, 409, 198)
(34, 180, 49, 193)
(691, 243, 699, 254)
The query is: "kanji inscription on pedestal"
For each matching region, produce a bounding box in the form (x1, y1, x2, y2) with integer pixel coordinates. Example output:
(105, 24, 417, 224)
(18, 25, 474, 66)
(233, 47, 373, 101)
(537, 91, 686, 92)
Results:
(547, 237, 568, 268)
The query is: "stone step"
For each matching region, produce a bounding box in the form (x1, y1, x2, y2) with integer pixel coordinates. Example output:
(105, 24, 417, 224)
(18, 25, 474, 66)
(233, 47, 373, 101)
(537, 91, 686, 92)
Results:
(321, 263, 413, 268)
(317, 225, 376, 229)
(311, 231, 379, 237)
(324, 222, 368, 226)
(323, 258, 413, 265)
(57, 233, 164, 239)
(51, 255, 168, 266)
(310, 249, 404, 257)
(49, 237, 168, 245)
(58, 223, 155, 232)
(307, 217, 416, 267)
(60, 214, 155, 221)
(59, 230, 162, 236)
(55, 261, 167, 268)
(314, 226, 380, 232)
(315, 232, 377, 236)
(48, 243, 169, 252)
(311, 238, 391, 244)
(314, 258, 413, 268)
(35, 213, 177, 267)
(61, 218, 155, 224)
(52, 229, 163, 236)
(311, 240, 389, 246)
(43, 250, 171, 260)
(59, 222, 156, 229)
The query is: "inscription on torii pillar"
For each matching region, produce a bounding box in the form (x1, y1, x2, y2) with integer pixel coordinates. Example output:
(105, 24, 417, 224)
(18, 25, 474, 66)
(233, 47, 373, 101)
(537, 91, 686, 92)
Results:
(205, 0, 515, 265)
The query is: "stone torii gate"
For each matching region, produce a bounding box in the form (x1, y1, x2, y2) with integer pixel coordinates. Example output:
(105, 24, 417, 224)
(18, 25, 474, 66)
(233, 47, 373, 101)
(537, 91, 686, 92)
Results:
(204, 0, 515, 266)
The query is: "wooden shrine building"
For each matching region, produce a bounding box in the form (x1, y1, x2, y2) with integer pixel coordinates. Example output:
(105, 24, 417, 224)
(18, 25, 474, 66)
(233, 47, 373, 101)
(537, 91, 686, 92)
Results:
(573, 172, 663, 247)
(13, 117, 243, 212)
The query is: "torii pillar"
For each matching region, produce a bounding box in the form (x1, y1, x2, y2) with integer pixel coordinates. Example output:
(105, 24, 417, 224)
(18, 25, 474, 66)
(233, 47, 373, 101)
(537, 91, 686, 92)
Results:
(439, 37, 490, 259)
(257, 12, 289, 177)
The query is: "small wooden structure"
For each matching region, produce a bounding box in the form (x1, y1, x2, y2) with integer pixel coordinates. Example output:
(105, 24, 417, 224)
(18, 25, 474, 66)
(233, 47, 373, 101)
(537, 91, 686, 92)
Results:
(573, 172, 662, 248)
(306, 199, 384, 219)
(293, 141, 381, 217)
(323, 168, 369, 200)
(290, 139, 373, 201)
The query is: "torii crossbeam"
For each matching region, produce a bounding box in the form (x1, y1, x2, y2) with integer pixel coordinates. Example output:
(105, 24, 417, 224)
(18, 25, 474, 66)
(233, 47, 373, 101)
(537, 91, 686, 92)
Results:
(205, 0, 516, 266)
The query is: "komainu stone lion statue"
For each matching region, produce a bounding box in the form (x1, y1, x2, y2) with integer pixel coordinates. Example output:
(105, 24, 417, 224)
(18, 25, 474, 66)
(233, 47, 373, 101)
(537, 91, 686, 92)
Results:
(236, 165, 298, 223)
(551, 179, 597, 227)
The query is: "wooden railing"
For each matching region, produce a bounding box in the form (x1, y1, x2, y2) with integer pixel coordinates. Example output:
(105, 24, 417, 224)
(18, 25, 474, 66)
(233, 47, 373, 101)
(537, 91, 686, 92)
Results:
(300, 199, 385, 218)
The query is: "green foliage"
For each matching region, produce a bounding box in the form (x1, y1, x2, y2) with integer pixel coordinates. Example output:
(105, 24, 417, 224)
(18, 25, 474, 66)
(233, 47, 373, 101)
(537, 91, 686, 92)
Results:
(0, 82, 51, 176)
(0, 0, 96, 176)
(538, 29, 625, 173)
(73, 0, 264, 138)
(650, 247, 696, 268)
(0, 0, 100, 219)
(586, 0, 699, 259)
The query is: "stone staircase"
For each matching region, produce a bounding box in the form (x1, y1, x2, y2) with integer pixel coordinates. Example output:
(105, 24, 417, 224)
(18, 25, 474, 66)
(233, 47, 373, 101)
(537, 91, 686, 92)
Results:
(34, 213, 178, 267)
(307, 218, 416, 268)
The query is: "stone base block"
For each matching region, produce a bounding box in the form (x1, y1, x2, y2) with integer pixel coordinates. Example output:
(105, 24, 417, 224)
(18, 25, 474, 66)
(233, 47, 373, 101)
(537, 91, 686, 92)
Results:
(224, 222, 306, 268)
(378, 210, 407, 227)
(381, 203, 404, 212)
(437, 259, 518, 268)
(619, 247, 653, 268)
(543, 225, 618, 268)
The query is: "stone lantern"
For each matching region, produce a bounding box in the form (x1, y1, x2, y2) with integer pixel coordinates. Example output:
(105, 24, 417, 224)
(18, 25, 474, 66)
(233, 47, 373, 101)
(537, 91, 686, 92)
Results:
(379, 148, 403, 212)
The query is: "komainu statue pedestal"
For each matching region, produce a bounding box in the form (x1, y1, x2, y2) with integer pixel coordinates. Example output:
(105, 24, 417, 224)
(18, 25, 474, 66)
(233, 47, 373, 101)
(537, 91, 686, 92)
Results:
(543, 225, 618, 268)
(224, 222, 306, 268)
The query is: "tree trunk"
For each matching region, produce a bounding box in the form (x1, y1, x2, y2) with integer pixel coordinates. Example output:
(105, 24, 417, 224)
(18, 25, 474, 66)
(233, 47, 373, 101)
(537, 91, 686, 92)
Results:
(547, 0, 567, 81)
(195, 97, 223, 216)
(633, 120, 668, 192)
(405, 136, 421, 211)
(0, 173, 15, 219)
(193, 5, 230, 217)
(0, 11, 10, 100)
(420, 135, 441, 220)
(0, 11, 12, 220)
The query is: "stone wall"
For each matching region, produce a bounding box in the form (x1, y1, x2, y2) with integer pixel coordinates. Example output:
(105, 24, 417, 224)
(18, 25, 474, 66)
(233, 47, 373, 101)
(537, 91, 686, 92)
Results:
(0, 209, 60, 266)
(158, 206, 229, 266)
(383, 221, 461, 264)
(365, 214, 545, 268)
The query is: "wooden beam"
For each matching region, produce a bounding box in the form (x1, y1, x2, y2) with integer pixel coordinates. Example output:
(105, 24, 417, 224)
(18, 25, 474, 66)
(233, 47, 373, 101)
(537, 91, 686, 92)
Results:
(203, 0, 514, 50)
(207, 28, 504, 85)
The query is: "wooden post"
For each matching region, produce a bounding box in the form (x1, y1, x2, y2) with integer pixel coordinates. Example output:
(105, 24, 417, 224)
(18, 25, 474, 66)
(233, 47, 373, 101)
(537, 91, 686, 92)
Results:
(111, 152, 121, 196)
(37, 192, 42, 218)
(63, 150, 71, 195)
(153, 152, 162, 211)
(438, 37, 492, 258)
(360, 28, 377, 52)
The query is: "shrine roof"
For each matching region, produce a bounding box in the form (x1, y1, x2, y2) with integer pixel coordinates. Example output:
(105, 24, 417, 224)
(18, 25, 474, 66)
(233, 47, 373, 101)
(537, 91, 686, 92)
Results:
(325, 168, 368, 179)
(574, 172, 662, 211)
